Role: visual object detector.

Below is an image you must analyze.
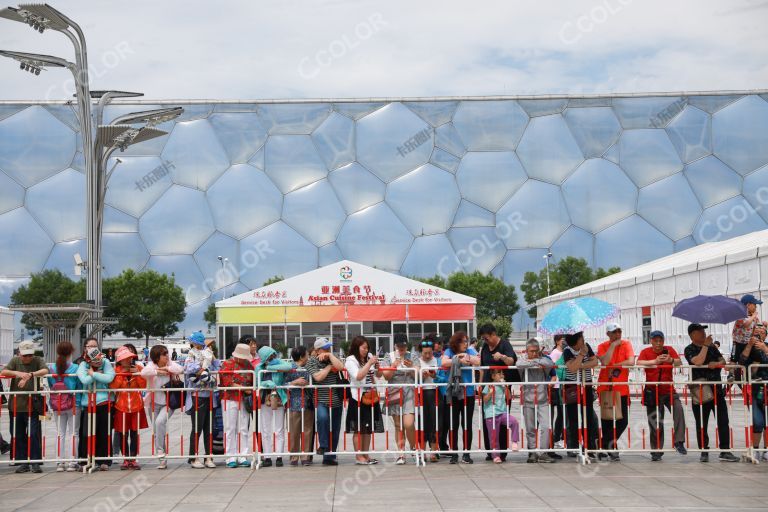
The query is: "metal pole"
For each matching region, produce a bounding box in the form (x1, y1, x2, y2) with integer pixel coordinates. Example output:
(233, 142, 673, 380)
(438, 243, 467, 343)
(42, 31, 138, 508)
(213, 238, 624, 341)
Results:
(545, 253, 551, 297)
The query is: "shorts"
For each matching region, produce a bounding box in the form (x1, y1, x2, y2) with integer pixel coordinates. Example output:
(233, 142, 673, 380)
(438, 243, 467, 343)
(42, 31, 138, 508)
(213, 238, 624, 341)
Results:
(386, 387, 415, 416)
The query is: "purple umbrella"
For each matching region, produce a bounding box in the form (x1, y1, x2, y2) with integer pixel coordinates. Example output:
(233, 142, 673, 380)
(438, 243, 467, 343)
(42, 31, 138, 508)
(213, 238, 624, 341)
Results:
(672, 295, 747, 324)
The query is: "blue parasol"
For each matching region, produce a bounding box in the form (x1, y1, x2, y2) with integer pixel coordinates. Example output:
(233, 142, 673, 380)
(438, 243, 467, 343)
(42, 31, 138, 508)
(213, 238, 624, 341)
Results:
(538, 297, 620, 335)
(672, 295, 747, 324)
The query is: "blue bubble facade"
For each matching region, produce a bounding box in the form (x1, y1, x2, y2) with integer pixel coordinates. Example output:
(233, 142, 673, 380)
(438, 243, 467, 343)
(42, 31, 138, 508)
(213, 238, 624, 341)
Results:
(1, 93, 767, 332)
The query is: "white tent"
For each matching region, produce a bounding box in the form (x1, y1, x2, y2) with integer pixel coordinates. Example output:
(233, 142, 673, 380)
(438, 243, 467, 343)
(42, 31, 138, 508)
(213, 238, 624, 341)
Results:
(0, 306, 14, 364)
(536, 229, 768, 353)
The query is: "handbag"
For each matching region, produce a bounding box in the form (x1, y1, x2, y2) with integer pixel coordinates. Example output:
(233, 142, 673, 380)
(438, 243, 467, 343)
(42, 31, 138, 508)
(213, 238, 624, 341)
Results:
(562, 383, 579, 405)
(163, 375, 185, 411)
(688, 378, 714, 406)
(243, 393, 254, 414)
(599, 390, 623, 420)
(361, 388, 380, 406)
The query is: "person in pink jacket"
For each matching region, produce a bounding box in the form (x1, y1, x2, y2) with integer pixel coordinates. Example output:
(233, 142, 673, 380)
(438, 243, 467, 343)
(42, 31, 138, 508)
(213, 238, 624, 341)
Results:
(141, 344, 183, 469)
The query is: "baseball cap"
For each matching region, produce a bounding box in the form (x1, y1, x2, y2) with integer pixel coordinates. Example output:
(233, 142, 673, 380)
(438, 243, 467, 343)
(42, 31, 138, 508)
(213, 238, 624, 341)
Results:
(649, 330, 665, 339)
(740, 294, 763, 306)
(187, 331, 206, 346)
(314, 337, 332, 350)
(18, 340, 36, 356)
(605, 322, 622, 332)
(687, 323, 708, 335)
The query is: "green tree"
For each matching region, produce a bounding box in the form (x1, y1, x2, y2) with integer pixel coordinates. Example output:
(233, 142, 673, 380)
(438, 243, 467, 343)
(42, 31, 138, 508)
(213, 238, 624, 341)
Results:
(476, 316, 512, 341)
(262, 275, 284, 286)
(11, 270, 86, 331)
(204, 302, 216, 329)
(103, 269, 187, 347)
(520, 257, 621, 318)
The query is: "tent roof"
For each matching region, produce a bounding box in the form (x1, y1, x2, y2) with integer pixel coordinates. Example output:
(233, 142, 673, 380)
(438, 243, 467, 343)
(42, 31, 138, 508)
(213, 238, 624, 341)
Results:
(537, 229, 768, 305)
(217, 260, 476, 308)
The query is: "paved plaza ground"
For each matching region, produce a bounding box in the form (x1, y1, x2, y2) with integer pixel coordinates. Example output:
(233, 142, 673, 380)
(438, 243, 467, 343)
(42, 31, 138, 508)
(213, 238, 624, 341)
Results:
(1, 453, 767, 512)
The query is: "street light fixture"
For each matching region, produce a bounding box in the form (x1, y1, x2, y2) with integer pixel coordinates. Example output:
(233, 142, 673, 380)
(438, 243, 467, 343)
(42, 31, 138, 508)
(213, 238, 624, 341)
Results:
(217, 256, 230, 300)
(543, 251, 553, 297)
(0, 49, 70, 72)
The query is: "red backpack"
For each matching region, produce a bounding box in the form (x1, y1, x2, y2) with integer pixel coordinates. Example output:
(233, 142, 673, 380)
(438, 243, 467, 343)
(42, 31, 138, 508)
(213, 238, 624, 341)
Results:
(50, 375, 74, 412)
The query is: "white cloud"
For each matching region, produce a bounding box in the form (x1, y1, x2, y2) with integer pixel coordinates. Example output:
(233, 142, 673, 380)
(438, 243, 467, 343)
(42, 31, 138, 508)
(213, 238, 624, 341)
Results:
(0, 0, 766, 100)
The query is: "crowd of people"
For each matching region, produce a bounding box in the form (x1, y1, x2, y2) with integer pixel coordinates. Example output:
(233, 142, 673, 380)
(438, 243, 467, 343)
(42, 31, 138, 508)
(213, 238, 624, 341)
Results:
(1, 294, 767, 473)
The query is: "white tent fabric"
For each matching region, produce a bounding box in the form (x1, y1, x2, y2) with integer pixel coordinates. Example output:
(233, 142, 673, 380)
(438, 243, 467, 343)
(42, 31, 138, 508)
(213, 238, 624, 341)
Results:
(536, 229, 768, 352)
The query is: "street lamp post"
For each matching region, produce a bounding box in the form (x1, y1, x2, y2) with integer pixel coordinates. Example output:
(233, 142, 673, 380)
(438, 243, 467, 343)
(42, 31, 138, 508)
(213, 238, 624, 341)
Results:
(217, 256, 229, 300)
(543, 251, 553, 297)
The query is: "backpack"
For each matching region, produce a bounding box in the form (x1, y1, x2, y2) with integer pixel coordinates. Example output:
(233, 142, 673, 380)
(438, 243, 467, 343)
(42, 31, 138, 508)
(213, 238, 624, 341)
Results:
(50, 376, 74, 412)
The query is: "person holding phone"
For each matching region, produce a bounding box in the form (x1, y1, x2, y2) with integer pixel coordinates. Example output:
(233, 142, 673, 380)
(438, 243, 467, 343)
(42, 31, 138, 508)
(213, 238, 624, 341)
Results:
(738, 322, 768, 461)
(636, 330, 687, 461)
(382, 334, 418, 465)
(684, 324, 739, 462)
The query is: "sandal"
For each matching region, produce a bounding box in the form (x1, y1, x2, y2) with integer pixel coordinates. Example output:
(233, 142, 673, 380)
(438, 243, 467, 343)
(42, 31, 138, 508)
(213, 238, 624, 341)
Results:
(493, 457, 503, 464)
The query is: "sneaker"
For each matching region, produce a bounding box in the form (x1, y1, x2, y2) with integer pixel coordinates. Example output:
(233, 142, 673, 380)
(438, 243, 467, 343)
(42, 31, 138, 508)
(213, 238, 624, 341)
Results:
(538, 453, 555, 463)
(301, 460, 312, 466)
(485, 454, 493, 461)
(395, 456, 406, 465)
(449, 455, 459, 464)
(548, 452, 563, 460)
(239, 459, 250, 468)
(566, 451, 578, 458)
(762, 451, 768, 462)
(527, 453, 538, 464)
(316, 447, 326, 456)
(597, 453, 608, 461)
(99, 464, 110, 471)
(609, 453, 620, 462)
(67, 462, 79, 472)
(511, 442, 519, 452)
(156, 449, 166, 459)
(0, 441, 10, 455)
(675, 442, 688, 455)
(131, 461, 141, 470)
(226, 461, 238, 468)
(700, 452, 709, 463)
(290, 460, 299, 467)
(261, 458, 273, 467)
(15, 464, 30, 474)
(554, 440, 565, 449)
(190, 459, 205, 469)
(120, 460, 131, 471)
(493, 456, 502, 464)
(275, 457, 283, 467)
(31, 464, 42, 474)
(461, 454, 473, 464)
(158, 459, 167, 470)
(719, 452, 739, 462)
(56, 463, 65, 472)
(204, 458, 216, 468)
(321, 459, 338, 466)
(651, 454, 662, 462)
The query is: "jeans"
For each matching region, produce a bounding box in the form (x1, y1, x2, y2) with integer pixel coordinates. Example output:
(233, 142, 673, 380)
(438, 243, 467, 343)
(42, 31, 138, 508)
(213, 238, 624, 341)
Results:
(54, 410, 75, 461)
(523, 403, 551, 451)
(691, 384, 730, 451)
(752, 384, 766, 435)
(12, 412, 42, 463)
(149, 404, 174, 455)
(437, 392, 450, 452)
(550, 391, 564, 444)
(78, 404, 112, 465)
(315, 404, 342, 461)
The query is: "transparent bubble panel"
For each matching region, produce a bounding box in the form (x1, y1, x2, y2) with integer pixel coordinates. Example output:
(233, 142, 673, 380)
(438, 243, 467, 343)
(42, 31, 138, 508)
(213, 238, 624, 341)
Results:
(456, 152, 528, 211)
(208, 112, 268, 164)
(100, 232, 149, 278)
(683, 156, 742, 208)
(637, 173, 702, 241)
(517, 114, 584, 184)
(312, 112, 356, 170)
(328, 162, 386, 214)
(0, 106, 76, 187)
(619, 129, 683, 187)
(336, 203, 413, 271)
(400, 234, 461, 278)
(356, 103, 433, 183)
(595, 215, 673, 270)
(712, 96, 768, 175)
(265, 135, 328, 193)
(105, 156, 172, 218)
(139, 186, 215, 255)
(386, 164, 461, 236)
(161, 119, 231, 190)
(497, 180, 570, 249)
(26, 169, 85, 242)
(563, 107, 622, 158)
(282, 179, 347, 246)
(207, 164, 282, 240)
(453, 100, 528, 151)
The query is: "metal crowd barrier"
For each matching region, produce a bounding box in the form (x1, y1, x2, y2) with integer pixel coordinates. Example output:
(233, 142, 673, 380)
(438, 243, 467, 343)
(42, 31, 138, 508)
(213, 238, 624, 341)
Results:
(1, 363, 766, 471)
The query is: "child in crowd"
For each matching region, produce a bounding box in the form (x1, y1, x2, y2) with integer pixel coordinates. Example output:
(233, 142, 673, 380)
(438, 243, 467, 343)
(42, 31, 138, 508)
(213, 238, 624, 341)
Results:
(482, 369, 520, 464)
(186, 331, 214, 383)
(110, 346, 148, 470)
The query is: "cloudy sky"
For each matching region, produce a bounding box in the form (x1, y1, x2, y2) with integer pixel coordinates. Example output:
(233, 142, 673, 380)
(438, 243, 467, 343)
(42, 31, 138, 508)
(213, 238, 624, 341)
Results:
(0, 0, 767, 101)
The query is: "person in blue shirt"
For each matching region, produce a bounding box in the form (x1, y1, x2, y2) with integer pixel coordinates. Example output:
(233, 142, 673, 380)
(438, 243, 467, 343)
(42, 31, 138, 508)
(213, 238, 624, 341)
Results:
(47, 341, 81, 472)
(440, 331, 480, 464)
(76, 341, 115, 470)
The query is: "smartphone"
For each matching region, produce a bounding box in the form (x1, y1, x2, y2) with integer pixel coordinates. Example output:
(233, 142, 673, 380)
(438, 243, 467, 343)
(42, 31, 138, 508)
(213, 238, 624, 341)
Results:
(661, 348, 668, 355)
(404, 352, 412, 361)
